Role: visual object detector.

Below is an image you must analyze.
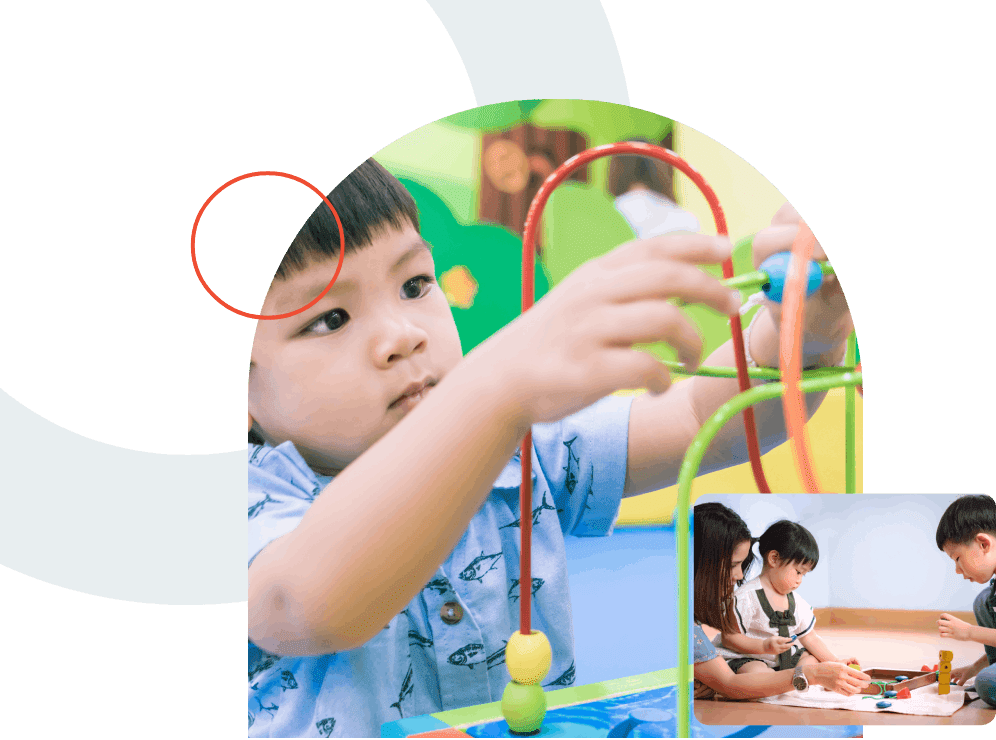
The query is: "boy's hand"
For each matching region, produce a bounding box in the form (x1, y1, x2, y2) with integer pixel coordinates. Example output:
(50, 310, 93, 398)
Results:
(938, 612, 974, 641)
(950, 662, 981, 685)
(751, 203, 853, 362)
(762, 636, 794, 655)
(482, 233, 741, 426)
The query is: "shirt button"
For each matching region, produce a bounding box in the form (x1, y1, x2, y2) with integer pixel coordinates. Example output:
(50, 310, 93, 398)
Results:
(440, 601, 463, 625)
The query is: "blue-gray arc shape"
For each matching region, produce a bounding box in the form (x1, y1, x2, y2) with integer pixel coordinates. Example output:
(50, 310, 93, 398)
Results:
(0, 0, 629, 605)
(424, 0, 629, 106)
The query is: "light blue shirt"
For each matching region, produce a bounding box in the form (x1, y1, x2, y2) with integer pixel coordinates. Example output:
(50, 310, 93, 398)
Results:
(248, 395, 633, 737)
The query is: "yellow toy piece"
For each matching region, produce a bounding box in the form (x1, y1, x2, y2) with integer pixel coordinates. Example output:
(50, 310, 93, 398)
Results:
(501, 681, 547, 734)
(505, 630, 552, 685)
(938, 650, 953, 695)
(847, 663, 861, 671)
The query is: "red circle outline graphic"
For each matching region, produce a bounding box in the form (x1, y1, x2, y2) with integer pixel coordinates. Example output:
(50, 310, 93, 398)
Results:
(190, 171, 345, 320)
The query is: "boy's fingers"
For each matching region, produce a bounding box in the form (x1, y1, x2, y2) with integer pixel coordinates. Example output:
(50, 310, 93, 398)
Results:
(611, 233, 733, 268)
(752, 223, 828, 267)
(770, 202, 801, 226)
(605, 347, 673, 396)
(600, 303, 704, 369)
(603, 261, 741, 315)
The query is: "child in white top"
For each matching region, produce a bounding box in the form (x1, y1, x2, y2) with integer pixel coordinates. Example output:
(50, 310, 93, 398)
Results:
(715, 520, 857, 675)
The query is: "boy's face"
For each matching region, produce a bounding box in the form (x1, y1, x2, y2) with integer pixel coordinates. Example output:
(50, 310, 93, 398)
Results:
(248, 224, 463, 474)
(943, 533, 996, 584)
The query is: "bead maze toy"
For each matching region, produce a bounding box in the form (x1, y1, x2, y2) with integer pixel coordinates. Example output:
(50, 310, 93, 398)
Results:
(384, 141, 862, 738)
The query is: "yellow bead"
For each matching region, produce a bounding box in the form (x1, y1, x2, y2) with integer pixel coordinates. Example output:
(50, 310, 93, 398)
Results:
(501, 681, 547, 734)
(939, 650, 953, 662)
(848, 663, 861, 670)
(505, 630, 552, 685)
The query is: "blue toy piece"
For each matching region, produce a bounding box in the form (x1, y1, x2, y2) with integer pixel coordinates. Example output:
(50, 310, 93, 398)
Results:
(883, 691, 897, 698)
(758, 252, 823, 303)
(790, 635, 798, 641)
(894, 675, 908, 681)
(876, 701, 892, 709)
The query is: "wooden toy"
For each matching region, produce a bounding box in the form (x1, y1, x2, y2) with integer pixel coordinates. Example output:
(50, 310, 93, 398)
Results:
(938, 650, 953, 695)
(858, 668, 937, 695)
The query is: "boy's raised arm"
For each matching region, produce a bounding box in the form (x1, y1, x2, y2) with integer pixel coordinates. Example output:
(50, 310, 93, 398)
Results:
(249, 353, 529, 656)
(249, 233, 740, 657)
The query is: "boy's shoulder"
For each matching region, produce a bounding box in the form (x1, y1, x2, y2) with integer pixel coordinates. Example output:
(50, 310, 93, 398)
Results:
(248, 441, 322, 499)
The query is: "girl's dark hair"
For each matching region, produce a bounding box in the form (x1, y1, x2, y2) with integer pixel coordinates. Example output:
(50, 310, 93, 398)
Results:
(248, 158, 420, 446)
(758, 520, 819, 569)
(694, 502, 756, 634)
(607, 137, 675, 200)
(936, 495, 996, 550)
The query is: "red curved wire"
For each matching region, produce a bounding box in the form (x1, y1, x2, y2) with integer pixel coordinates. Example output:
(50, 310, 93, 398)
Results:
(779, 221, 821, 492)
(516, 141, 772, 633)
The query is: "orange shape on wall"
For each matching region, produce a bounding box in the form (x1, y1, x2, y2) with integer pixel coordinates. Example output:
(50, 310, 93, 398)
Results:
(440, 265, 479, 309)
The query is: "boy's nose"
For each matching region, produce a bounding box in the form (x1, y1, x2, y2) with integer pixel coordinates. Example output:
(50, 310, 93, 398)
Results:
(372, 314, 428, 366)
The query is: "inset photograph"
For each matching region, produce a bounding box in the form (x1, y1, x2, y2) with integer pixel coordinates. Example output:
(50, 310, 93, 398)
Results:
(693, 494, 996, 728)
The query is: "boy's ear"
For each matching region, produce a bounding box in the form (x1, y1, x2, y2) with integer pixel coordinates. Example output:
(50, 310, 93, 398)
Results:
(766, 551, 780, 568)
(978, 532, 995, 553)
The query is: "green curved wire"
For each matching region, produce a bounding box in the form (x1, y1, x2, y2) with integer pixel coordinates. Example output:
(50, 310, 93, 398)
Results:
(674, 368, 863, 737)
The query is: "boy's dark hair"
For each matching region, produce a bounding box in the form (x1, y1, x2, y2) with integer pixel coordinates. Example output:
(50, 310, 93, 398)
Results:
(758, 520, 819, 569)
(249, 159, 420, 447)
(694, 502, 756, 634)
(273, 157, 420, 281)
(935, 495, 996, 550)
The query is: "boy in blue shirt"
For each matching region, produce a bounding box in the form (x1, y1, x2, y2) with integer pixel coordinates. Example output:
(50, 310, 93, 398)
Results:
(247, 159, 853, 737)
(936, 494, 996, 707)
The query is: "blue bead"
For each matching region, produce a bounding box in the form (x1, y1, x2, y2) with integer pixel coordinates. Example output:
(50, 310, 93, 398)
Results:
(894, 675, 908, 681)
(883, 691, 897, 698)
(758, 252, 824, 303)
(876, 701, 892, 708)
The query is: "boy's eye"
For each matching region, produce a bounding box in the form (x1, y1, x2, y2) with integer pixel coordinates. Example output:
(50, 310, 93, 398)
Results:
(402, 275, 434, 300)
(306, 308, 349, 335)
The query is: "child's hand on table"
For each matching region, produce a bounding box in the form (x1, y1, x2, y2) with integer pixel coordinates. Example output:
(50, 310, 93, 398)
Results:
(477, 232, 741, 427)
(762, 636, 794, 655)
(938, 612, 974, 641)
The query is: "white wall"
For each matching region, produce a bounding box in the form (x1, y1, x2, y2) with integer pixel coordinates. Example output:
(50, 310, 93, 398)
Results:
(697, 494, 990, 612)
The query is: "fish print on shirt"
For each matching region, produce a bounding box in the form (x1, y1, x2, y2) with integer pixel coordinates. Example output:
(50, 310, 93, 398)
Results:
(499, 492, 558, 530)
(248, 711, 254, 730)
(408, 629, 434, 649)
(583, 463, 595, 513)
(254, 695, 279, 718)
(248, 493, 275, 520)
(563, 437, 580, 493)
(248, 649, 280, 682)
(545, 661, 576, 687)
(316, 718, 336, 737)
(508, 577, 545, 602)
(278, 670, 298, 692)
(424, 576, 452, 595)
(459, 551, 503, 584)
(487, 641, 508, 670)
(389, 663, 415, 718)
(448, 643, 486, 669)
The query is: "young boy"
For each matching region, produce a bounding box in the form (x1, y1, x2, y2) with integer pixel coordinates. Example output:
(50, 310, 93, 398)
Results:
(936, 494, 996, 708)
(247, 159, 853, 737)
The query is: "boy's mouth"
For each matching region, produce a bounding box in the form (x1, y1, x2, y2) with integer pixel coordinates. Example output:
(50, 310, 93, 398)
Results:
(389, 379, 436, 410)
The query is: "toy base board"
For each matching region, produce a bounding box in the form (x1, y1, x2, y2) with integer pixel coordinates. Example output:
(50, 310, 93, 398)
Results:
(383, 671, 860, 738)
